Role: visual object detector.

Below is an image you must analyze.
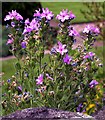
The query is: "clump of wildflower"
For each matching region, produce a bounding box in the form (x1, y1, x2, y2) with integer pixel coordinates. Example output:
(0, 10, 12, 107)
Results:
(30, 18, 40, 30)
(83, 25, 100, 35)
(41, 8, 54, 20)
(56, 9, 69, 22)
(63, 54, 72, 64)
(56, 41, 68, 55)
(89, 80, 99, 88)
(23, 18, 40, 34)
(3, 8, 103, 116)
(56, 9, 75, 22)
(36, 74, 43, 85)
(34, 8, 54, 21)
(33, 9, 41, 18)
(4, 10, 23, 21)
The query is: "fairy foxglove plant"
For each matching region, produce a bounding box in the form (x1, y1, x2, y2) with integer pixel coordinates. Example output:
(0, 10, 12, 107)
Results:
(2, 8, 104, 116)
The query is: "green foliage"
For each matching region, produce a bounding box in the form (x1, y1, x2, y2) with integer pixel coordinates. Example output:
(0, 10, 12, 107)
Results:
(0, 39, 10, 57)
(2, 46, 104, 84)
(0, 26, 12, 57)
(2, 59, 16, 81)
(2, 8, 104, 116)
(81, 2, 105, 41)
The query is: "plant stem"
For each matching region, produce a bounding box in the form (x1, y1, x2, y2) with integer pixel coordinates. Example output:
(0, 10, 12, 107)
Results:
(39, 54, 42, 73)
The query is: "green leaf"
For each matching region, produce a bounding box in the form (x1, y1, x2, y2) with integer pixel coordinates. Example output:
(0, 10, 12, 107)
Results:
(15, 62, 21, 70)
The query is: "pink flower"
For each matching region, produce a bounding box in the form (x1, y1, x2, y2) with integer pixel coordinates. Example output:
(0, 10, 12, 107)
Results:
(63, 54, 72, 64)
(83, 25, 100, 34)
(41, 8, 54, 20)
(89, 80, 98, 88)
(83, 54, 89, 59)
(69, 11, 76, 19)
(17, 86, 22, 92)
(6, 38, 14, 45)
(83, 52, 95, 59)
(92, 27, 100, 34)
(21, 41, 26, 48)
(56, 9, 75, 22)
(33, 9, 41, 18)
(68, 27, 79, 36)
(89, 52, 95, 57)
(56, 41, 68, 55)
(34, 8, 54, 20)
(23, 26, 32, 34)
(46, 73, 53, 80)
(23, 18, 40, 34)
(25, 18, 30, 25)
(4, 10, 23, 21)
(36, 74, 43, 85)
(30, 18, 40, 31)
(83, 25, 92, 34)
(56, 9, 70, 22)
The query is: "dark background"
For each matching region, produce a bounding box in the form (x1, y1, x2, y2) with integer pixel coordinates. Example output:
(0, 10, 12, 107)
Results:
(2, 2, 42, 25)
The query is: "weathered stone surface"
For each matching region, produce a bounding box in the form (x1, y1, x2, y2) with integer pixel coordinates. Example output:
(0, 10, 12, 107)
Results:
(1, 107, 95, 120)
(93, 106, 105, 120)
